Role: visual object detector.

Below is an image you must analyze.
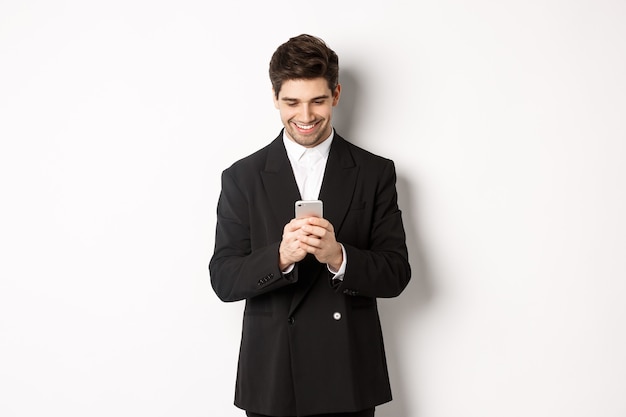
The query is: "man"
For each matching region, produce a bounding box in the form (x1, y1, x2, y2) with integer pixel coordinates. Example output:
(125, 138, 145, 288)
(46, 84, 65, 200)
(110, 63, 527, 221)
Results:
(209, 34, 411, 417)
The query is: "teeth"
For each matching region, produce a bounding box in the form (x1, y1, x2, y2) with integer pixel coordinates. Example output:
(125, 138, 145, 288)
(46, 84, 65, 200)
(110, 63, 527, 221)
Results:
(296, 123, 315, 130)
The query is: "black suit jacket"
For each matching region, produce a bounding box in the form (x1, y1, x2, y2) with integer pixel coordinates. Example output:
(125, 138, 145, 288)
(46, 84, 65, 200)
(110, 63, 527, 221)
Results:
(209, 131, 411, 416)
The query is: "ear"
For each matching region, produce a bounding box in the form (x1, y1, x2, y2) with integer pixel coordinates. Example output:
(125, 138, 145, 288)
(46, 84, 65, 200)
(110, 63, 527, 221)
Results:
(272, 88, 279, 109)
(332, 84, 341, 106)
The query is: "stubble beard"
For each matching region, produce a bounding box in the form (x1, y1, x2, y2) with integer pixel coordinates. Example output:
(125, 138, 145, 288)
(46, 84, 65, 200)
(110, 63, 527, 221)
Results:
(286, 121, 331, 148)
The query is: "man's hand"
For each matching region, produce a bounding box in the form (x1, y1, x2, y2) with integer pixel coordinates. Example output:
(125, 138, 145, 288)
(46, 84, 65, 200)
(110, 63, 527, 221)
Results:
(279, 217, 342, 271)
(279, 218, 309, 270)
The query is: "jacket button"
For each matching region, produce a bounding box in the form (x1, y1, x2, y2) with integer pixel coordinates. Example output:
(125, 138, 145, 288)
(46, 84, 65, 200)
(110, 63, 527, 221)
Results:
(287, 317, 295, 325)
(333, 312, 342, 320)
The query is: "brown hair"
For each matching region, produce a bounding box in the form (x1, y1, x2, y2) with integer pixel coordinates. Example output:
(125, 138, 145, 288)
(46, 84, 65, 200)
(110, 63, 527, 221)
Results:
(269, 34, 339, 99)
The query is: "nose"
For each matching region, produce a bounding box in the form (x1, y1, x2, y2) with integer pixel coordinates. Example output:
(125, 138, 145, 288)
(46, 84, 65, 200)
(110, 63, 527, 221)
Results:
(300, 104, 314, 122)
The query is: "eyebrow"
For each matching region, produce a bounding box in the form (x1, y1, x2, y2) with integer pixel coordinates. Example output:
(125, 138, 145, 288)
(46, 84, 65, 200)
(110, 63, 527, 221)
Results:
(280, 95, 330, 103)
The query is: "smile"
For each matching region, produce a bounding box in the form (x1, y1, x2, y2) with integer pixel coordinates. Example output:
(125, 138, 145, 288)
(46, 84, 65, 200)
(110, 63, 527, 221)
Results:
(294, 122, 317, 131)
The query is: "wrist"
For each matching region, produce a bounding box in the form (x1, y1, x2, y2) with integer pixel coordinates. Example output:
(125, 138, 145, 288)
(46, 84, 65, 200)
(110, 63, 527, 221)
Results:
(279, 257, 291, 272)
(328, 243, 343, 271)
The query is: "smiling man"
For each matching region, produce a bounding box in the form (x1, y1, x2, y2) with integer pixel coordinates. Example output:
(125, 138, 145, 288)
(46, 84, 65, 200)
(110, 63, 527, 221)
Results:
(209, 34, 411, 417)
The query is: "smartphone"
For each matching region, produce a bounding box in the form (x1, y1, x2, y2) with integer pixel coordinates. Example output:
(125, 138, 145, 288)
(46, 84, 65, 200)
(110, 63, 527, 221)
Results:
(295, 200, 323, 219)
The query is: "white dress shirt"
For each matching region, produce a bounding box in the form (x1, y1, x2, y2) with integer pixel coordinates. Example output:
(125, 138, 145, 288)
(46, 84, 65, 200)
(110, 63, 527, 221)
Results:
(283, 131, 332, 200)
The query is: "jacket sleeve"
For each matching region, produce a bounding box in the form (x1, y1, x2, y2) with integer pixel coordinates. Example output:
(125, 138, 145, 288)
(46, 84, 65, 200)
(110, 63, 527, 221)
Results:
(334, 160, 411, 298)
(209, 168, 297, 302)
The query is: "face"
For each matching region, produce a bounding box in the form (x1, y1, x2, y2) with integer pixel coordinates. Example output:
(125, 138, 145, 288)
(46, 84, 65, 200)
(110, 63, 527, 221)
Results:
(273, 78, 341, 148)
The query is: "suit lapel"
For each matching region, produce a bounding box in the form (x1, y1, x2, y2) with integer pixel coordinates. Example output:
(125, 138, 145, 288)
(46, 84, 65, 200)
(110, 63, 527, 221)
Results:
(319, 134, 358, 236)
(260, 134, 301, 228)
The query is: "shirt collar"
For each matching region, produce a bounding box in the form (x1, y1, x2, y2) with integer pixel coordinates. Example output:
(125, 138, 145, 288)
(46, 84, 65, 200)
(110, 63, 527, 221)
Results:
(283, 129, 334, 163)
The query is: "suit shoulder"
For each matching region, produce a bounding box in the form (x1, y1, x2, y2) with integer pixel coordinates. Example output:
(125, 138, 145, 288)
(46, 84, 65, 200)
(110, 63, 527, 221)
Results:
(339, 136, 395, 167)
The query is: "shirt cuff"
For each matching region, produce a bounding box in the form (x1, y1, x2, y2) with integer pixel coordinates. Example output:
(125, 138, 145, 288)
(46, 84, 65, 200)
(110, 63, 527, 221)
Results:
(281, 263, 295, 275)
(327, 243, 347, 281)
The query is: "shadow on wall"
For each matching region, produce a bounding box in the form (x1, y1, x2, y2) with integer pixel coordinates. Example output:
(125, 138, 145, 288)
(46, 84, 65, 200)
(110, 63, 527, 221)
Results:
(334, 67, 434, 417)
(333, 67, 359, 140)
(379, 174, 433, 417)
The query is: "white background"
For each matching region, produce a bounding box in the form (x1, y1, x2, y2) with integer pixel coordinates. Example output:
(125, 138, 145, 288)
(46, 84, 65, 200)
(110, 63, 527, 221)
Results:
(1, 1, 625, 416)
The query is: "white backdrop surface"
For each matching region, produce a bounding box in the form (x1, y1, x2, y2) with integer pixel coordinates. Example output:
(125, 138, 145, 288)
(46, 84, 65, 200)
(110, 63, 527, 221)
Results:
(1, 1, 625, 416)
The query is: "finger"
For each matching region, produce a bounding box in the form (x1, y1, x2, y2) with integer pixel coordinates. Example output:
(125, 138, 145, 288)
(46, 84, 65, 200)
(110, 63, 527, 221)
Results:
(299, 235, 323, 251)
(301, 225, 329, 240)
(306, 217, 332, 230)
